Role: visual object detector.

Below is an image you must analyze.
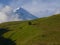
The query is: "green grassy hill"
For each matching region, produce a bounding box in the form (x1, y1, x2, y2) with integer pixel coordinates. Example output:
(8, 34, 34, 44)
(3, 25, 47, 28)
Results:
(0, 14, 60, 45)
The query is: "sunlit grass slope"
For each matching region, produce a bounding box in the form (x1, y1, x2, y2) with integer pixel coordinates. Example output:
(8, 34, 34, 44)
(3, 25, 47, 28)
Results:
(0, 14, 60, 45)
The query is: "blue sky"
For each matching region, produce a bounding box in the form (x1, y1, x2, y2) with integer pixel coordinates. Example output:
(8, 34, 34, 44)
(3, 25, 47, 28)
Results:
(0, 0, 60, 23)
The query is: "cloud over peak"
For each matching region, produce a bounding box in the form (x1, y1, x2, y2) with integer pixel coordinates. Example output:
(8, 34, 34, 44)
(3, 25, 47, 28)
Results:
(0, 0, 60, 23)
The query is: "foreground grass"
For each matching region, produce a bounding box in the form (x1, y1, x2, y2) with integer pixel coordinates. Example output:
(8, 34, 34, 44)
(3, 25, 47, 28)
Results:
(0, 14, 60, 45)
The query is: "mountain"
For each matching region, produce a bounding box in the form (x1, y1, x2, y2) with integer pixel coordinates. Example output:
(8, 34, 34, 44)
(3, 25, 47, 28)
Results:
(15, 7, 38, 20)
(0, 14, 60, 45)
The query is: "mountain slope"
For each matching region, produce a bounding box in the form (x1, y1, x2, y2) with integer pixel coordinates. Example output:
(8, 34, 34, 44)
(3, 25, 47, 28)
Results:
(0, 14, 60, 45)
(15, 7, 38, 20)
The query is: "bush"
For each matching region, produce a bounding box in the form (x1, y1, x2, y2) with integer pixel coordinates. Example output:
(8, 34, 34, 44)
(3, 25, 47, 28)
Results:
(28, 22, 32, 25)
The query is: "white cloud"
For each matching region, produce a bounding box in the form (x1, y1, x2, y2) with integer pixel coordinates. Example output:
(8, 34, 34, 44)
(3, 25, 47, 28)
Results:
(1, 6, 12, 13)
(54, 8, 60, 14)
(0, 5, 21, 23)
(0, 12, 8, 23)
(0, 6, 12, 23)
(9, 14, 22, 21)
(22, 0, 60, 17)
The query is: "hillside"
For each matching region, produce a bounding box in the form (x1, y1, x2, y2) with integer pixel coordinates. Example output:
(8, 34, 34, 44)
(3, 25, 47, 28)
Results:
(0, 14, 60, 45)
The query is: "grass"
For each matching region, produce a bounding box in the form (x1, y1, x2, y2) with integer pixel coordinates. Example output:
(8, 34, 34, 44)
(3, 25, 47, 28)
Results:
(0, 14, 60, 45)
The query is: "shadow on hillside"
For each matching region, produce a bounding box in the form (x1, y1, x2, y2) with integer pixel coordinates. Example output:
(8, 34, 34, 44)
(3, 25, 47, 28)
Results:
(0, 28, 16, 45)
